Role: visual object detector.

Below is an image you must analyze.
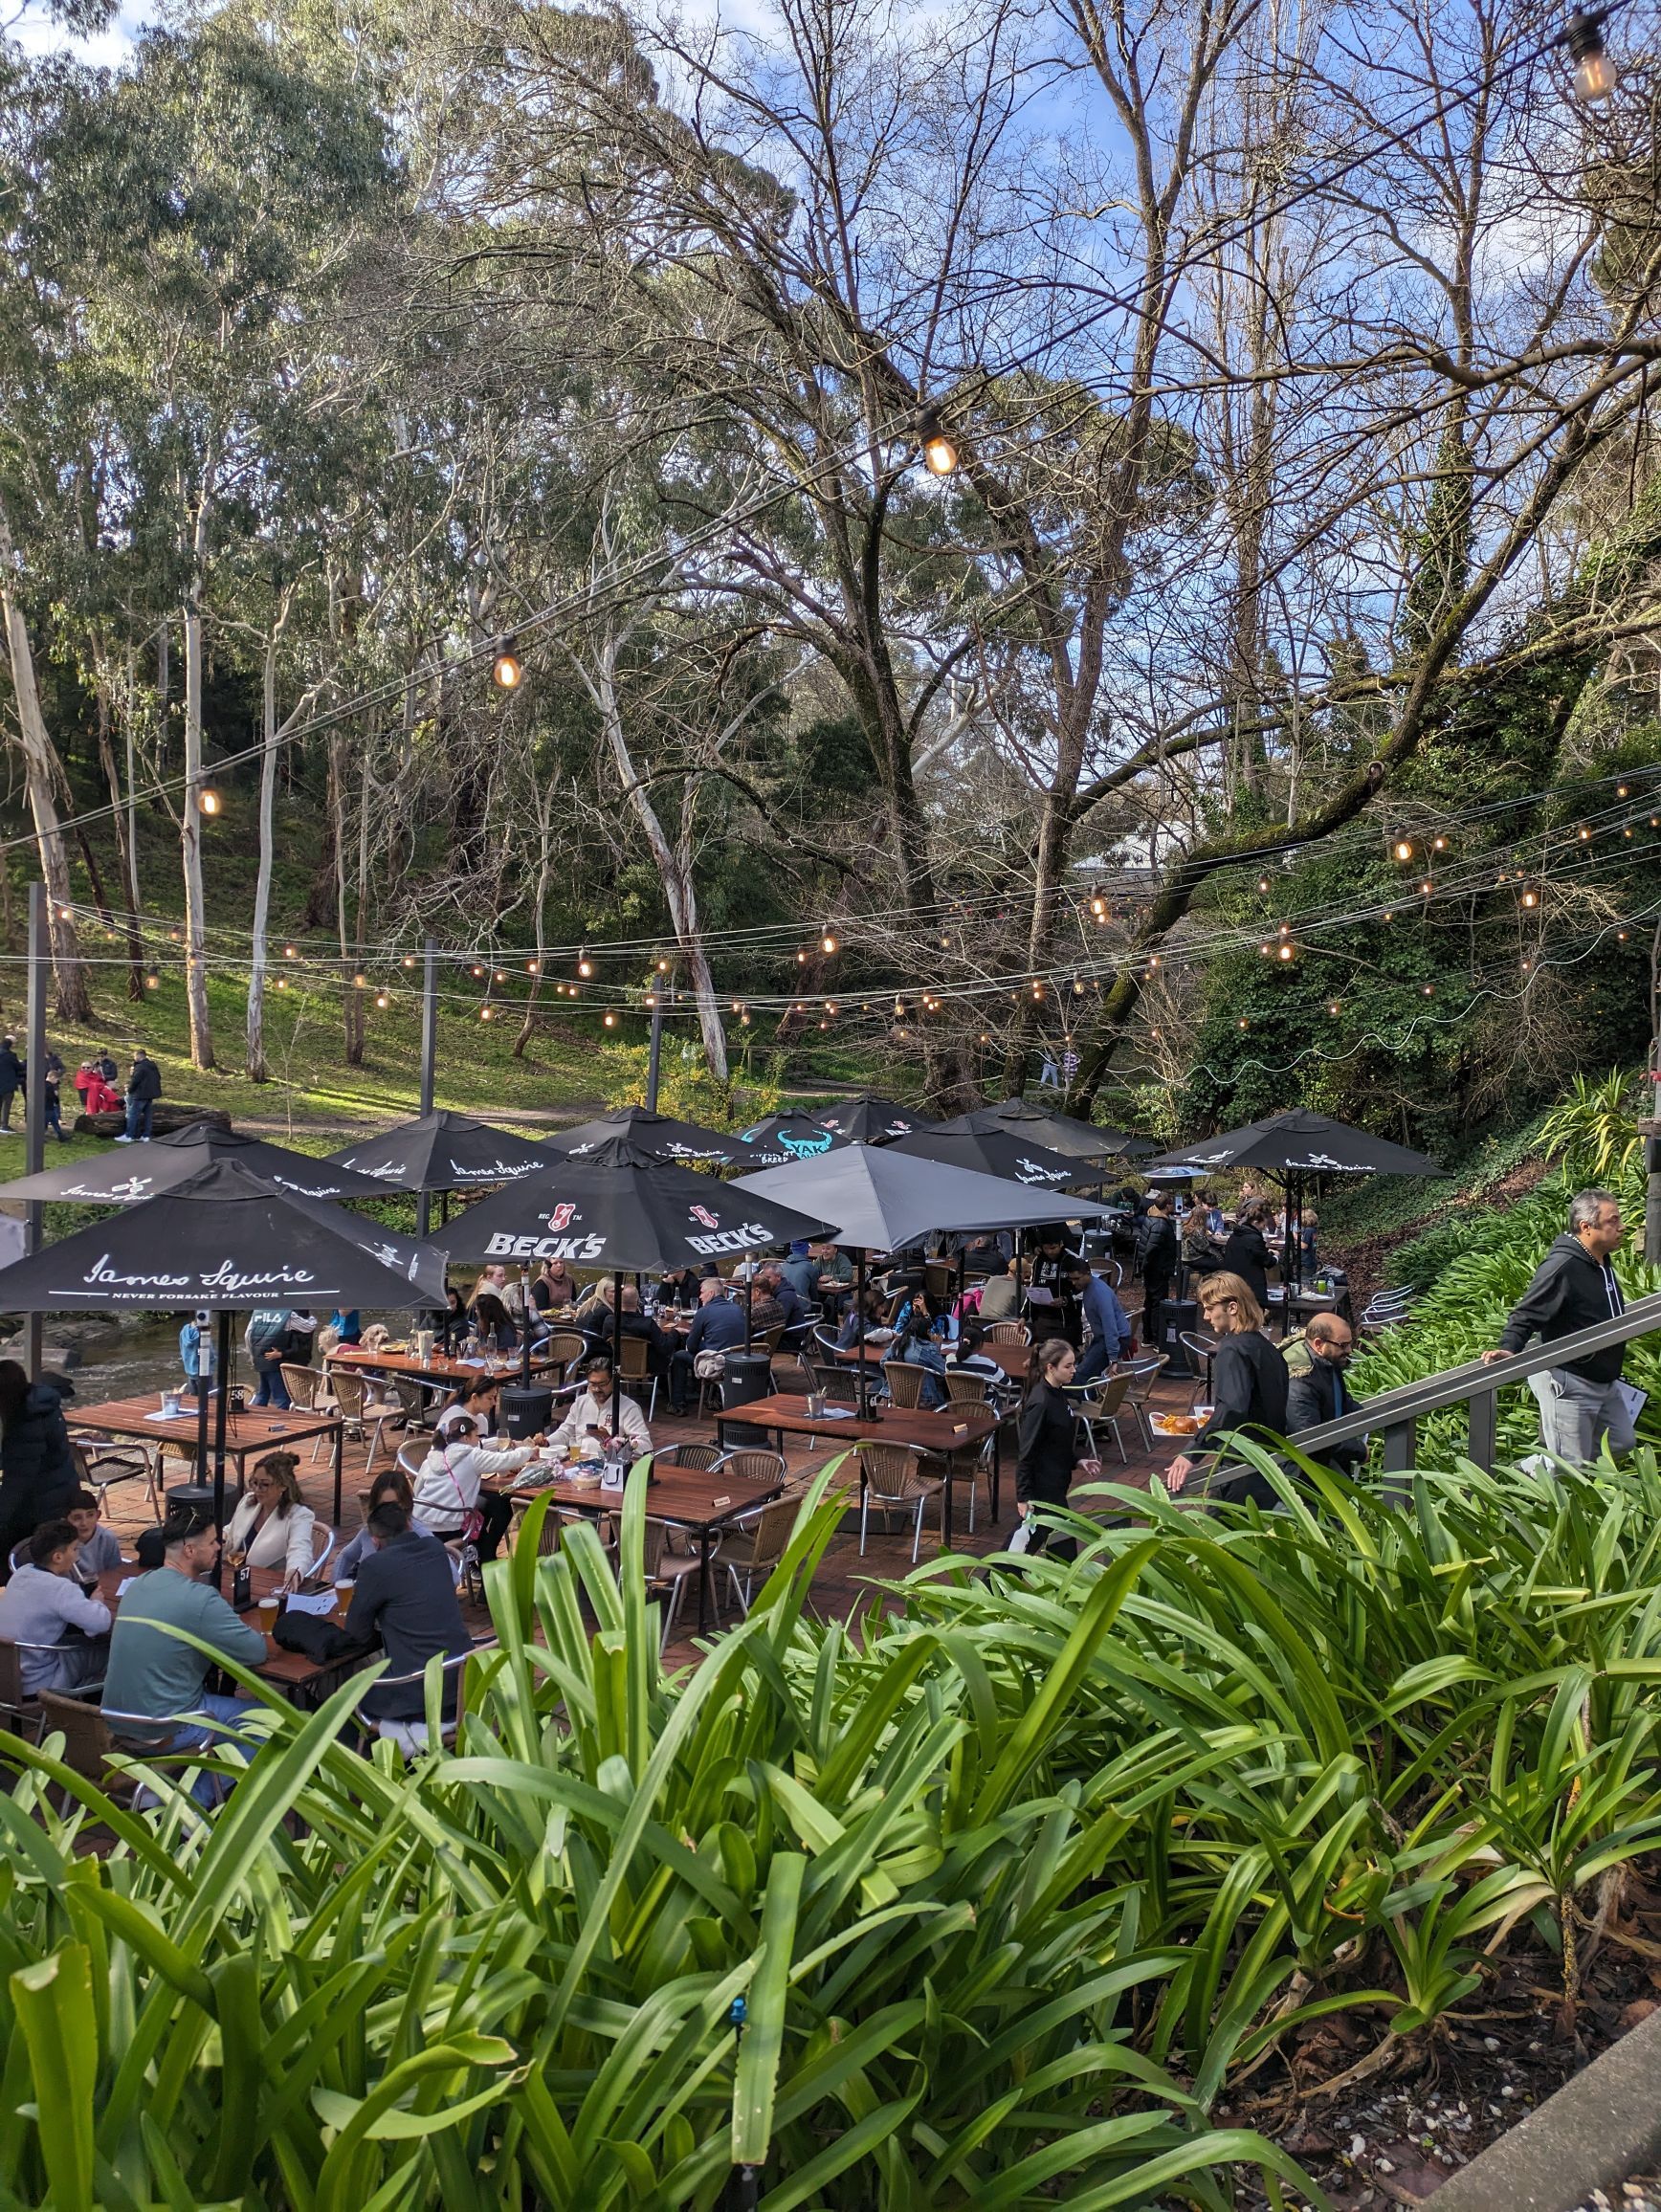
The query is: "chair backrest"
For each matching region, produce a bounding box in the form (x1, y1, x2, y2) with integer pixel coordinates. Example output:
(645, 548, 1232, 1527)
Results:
(811, 1327, 843, 1360)
(661, 1442, 724, 1473)
(770, 1352, 814, 1397)
(923, 1262, 957, 1302)
(742, 1494, 801, 1581)
(811, 1364, 858, 1405)
(309, 1523, 337, 1579)
(616, 1334, 652, 1381)
(860, 1441, 927, 1499)
(760, 1322, 786, 1352)
(37, 1690, 115, 1780)
(395, 1440, 427, 1486)
(279, 1363, 325, 1410)
(543, 1332, 587, 1379)
(1096, 1258, 1124, 1289)
(1179, 1331, 1217, 1360)
(0, 1639, 26, 1708)
(330, 1371, 368, 1419)
(391, 1377, 430, 1423)
(944, 1370, 990, 1407)
(1121, 1355, 1168, 1396)
(720, 1448, 787, 1486)
(984, 1320, 1031, 1345)
(884, 1361, 928, 1410)
(1070, 1373, 1131, 1416)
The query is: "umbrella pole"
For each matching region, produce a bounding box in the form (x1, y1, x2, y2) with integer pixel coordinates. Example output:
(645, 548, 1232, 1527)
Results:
(744, 1268, 754, 1355)
(855, 1248, 868, 1418)
(520, 1264, 533, 1385)
(612, 1270, 623, 1443)
(193, 1331, 210, 1529)
(212, 1311, 232, 1571)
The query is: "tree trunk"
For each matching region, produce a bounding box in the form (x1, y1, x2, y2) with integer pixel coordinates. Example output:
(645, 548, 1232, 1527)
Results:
(0, 498, 93, 1023)
(246, 623, 283, 1080)
(180, 481, 215, 1069)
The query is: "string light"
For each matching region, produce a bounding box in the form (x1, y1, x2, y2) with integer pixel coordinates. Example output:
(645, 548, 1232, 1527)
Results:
(492, 637, 522, 689)
(1520, 888, 1539, 909)
(353, 972, 367, 988)
(577, 950, 593, 978)
(916, 406, 960, 476)
(1393, 838, 1414, 862)
(820, 930, 839, 955)
(197, 788, 221, 817)
(403, 954, 416, 968)
(1561, 7, 1616, 101)
(603, 1011, 617, 1028)
(144, 970, 159, 989)
(374, 991, 389, 1009)
(526, 959, 541, 974)
(479, 1004, 495, 1020)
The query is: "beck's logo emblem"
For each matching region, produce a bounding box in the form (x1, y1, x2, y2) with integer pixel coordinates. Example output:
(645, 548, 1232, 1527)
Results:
(546, 1202, 578, 1231)
(689, 1204, 720, 1229)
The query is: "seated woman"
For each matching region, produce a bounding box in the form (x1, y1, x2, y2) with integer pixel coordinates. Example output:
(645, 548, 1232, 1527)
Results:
(471, 1292, 519, 1355)
(834, 1285, 887, 1352)
(441, 1285, 469, 1349)
(436, 1374, 500, 1438)
(948, 1319, 1016, 1404)
(334, 1470, 442, 1582)
(224, 1452, 317, 1591)
(550, 1360, 653, 1460)
(883, 1310, 949, 1408)
(411, 1415, 538, 1560)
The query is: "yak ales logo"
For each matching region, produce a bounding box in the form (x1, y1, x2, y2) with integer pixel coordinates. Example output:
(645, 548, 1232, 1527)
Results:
(688, 1204, 720, 1230)
(546, 1202, 579, 1232)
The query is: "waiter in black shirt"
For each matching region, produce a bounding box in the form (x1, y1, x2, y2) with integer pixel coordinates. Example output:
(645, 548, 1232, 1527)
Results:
(1015, 1338, 1101, 1560)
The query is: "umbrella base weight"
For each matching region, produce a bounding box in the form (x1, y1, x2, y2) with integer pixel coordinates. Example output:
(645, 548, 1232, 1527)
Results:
(499, 1385, 554, 1440)
(166, 1482, 219, 1516)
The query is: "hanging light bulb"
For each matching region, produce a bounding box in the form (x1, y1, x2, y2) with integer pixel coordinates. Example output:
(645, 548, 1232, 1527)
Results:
(526, 958, 541, 974)
(1277, 942, 1296, 962)
(494, 969, 506, 984)
(197, 787, 221, 817)
(144, 969, 160, 990)
(1432, 835, 1448, 852)
(916, 405, 960, 476)
(820, 930, 839, 955)
(1256, 875, 1271, 895)
(656, 956, 670, 973)
(1561, 8, 1616, 100)
(480, 1004, 495, 1020)
(353, 971, 367, 988)
(492, 636, 522, 689)
(1393, 838, 1414, 862)
(374, 991, 389, 1009)
(1422, 983, 1435, 996)
(403, 953, 416, 968)
(277, 977, 288, 991)
(1327, 1000, 1341, 1016)
(1520, 888, 1539, 909)
(603, 1010, 617, 1029)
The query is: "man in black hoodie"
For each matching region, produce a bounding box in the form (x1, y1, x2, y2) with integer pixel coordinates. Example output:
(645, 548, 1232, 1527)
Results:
(1482, 1189, 1636, 1465)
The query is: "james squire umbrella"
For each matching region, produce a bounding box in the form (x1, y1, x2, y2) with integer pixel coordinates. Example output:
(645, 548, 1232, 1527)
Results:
(0, 1121, 391, 1206)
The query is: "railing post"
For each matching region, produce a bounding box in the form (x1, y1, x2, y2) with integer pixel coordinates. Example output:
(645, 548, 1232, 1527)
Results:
(1381, 1418, 1416, 1508)
(1467, 1391, 1497, 1471)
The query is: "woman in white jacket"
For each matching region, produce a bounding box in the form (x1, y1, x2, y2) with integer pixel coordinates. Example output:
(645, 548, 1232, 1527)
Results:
(224, 1453, 317, 1590)
(411, 1416, 536, 1559)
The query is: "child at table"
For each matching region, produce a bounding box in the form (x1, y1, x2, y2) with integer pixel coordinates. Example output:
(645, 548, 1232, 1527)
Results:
(66, 1489, 123, 1579)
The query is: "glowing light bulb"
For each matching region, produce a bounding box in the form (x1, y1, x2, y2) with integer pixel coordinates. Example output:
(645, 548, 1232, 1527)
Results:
(144, 970, 160, 989)
(820, 931, 839, 955)
(917, 407, 959, 476)
(197, 788, 221, 816)
(492, 638, 521, 688)
(1393, 839, 1414, 862)
(603, 1011, 617, 1028)
(1562, 9, 1616, 101)
(374, 991, 389, 1009)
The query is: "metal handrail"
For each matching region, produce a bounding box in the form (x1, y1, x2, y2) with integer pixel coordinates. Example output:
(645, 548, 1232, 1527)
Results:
(1288, 1288, 1661, 1472)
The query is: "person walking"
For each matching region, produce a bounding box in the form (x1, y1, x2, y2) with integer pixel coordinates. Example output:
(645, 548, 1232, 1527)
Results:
(0, 1035, 24, 1134)
(114, 1047, 162, 1143)
(1014, 1338, 1100, 1562)
(1166, 1272, 1289, 1505)
(1482, 1188, 1637, 1465)
(245, 1310, 299, 1408)
(0, 1360, 79, 1568)
(1220, 1203, 1274, 1312)
(179, 1311, 215, 1400)
(1285, 1315, 1364, 1477)
(39, 1049, 68, 1142)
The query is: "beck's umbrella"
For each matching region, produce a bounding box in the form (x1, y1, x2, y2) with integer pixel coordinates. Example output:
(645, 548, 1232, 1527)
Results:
(0, 1122, 392, 1206)
(812, 1095, 935, 1144)
(940, 1096, 1140, 1163)
(886, 1125, 1090, 1190)
(732, 1112, 853, 1169)
(543, 1105, 738, 1166)
(325, 1110, 548, 1192)
(1141, 1109, 1442, 1294)
(732, 1145, 1114, 1411)
(448, 1135, 838, 1381)
(0, 1157, 449, 1551)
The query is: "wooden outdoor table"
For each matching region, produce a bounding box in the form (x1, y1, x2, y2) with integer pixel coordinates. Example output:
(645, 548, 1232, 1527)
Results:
(329, 1345, 563, 1388)
(70, 1396, 347, 1527)
(714, 1393, 1002, 1543)
(502, 1461, 785, 1632)
(96, 1562, 348, 1704)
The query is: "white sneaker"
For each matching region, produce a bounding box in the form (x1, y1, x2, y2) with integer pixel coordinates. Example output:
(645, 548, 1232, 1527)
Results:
(113, 1134, 133, 1143)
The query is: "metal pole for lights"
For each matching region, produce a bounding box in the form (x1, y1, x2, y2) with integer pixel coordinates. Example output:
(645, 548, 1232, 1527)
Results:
(211, 1310, 233, 1580)
(23, 885, 46, 1381)
(416, 937, 437, 1242)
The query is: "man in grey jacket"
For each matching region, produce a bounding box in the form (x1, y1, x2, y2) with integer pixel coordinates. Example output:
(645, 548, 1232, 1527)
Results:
(1482, 1188, 1636, 1465)
(0, 1519, 112, 1692)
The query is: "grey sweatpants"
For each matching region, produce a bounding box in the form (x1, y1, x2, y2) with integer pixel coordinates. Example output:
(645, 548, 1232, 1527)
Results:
(1527, 1368, 1638, 1465)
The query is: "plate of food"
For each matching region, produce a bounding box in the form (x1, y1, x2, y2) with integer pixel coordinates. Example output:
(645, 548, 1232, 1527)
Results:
(1150, 1411, 1204, 1437)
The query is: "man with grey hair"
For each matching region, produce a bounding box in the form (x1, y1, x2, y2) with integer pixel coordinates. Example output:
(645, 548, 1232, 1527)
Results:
(1482, 1189, 1636, 1464)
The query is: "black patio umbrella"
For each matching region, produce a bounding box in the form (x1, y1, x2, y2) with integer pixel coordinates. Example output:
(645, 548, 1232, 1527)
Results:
(733, 1143, 1113, 1412)
(886, 1125, 1089, 1190)
(1141, 1109, 1442, 1293)
(941, 1096, 1140, 1163)
(812, 1095, 936, 1144)
(732, 1112, 853, 1169)
(0, 1158, 449, 1553)
(0, 1122, 391, 1206)
(325, 1110, 548, 1193)
(449, 1135, 838, 1380)
(543, 1105, 739, 1166)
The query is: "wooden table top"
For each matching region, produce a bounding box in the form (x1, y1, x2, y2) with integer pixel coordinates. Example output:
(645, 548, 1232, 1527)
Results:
(720, 1394, 998, 1452)
(329, 1345, 561, 1384)
(506, 1460, 784, 1532)
(97, 1562, 338, 1690)
(833, 1338, 1030, 1380)
(70, 1396, 343, 1457)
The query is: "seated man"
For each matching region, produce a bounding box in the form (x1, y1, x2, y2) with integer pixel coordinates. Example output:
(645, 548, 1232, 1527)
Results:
(615, 1284, 670, 1376)
(0, 1517, 113, 1693)
(781, 1241, 818, 1302)
(1069, 1262, 1134, 1385)
(343, 1500, 471, 1737)
(552, 1360, 653, 1458)
(101, 1510, 267, 1791)
(1284, 1315, 1365, 1477)
(670, 1277, 748, 1415)
(754, 1263, 808, 1343)
(976, 1259, 1020, 1321)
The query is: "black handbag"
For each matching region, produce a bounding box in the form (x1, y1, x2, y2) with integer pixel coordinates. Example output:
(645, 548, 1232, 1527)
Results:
(273, 1610, 376, 1664)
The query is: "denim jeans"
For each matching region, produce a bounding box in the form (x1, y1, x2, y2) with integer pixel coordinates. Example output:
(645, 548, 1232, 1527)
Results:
(253, 1364, 292, 1409)
(134, 1694, 252, 1806)
(124, 1095, 153, 1140)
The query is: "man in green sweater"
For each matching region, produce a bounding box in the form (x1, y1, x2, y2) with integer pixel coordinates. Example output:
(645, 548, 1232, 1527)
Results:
(102, 1510, 269, 1798)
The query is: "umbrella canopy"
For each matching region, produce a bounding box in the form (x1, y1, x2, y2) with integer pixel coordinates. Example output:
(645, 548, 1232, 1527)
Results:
(325, 1110, 548, 1192)
(733, 1111, 854, 1169)
(0, 1122, 391, 1206)
(940, 1096, 1140, 1162)
(885, 1125, 1090, 1190)
(732, 1142, 1113, 1253)
(447, 1136, 837, 1272)
(1141, 1109, 1441, 1178)
(543, 1105, 738, 1166)
(0, 1158, 449, 1313)
(812, 1095, 935, 1143)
